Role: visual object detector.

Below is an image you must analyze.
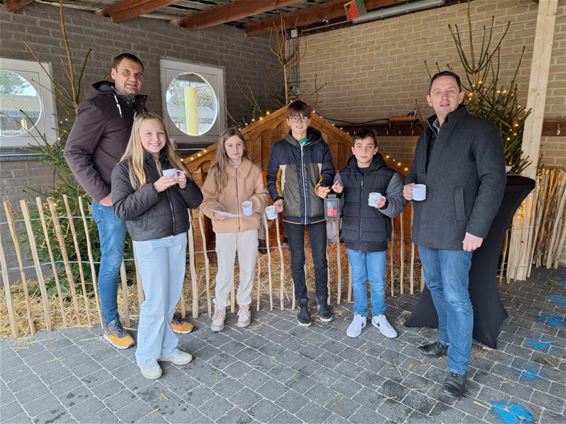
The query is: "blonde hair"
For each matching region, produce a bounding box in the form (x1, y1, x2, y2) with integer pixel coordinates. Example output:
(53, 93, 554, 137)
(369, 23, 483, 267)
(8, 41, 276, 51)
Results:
(122, 112, 189, 190)
(208, 127, 249, 192)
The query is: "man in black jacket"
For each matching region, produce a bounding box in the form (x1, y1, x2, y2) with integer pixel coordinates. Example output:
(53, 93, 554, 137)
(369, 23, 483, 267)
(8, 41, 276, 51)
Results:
(267, 100, 335, 327)
(403, 71, 506, 398)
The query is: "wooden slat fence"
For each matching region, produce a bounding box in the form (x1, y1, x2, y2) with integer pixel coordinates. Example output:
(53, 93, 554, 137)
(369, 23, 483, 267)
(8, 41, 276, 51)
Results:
(10, 190, 549, 339)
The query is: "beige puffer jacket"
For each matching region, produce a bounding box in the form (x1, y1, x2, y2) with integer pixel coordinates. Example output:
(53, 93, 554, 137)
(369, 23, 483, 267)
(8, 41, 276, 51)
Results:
(200, 158, 268, 233)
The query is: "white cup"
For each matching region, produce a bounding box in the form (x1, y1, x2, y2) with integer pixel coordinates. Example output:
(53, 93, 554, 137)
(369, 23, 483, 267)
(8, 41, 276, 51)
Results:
(242, 201, 253, 216)
(368, 192, 382, 207)
(265, 205, 278, 220)
(413, 184, 427, 201)
(162, 168, 178, 178)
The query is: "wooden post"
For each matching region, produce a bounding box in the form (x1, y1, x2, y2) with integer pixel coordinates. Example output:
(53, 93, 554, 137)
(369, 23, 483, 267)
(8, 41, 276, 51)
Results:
(63, 195, 91, 326)
(188, 212, 199, 318)
(263, 215, 273, 310)
(119, 261, 130, 327)
(399, 211, 405, 295)
(230, 274, 236, 314)
(389, 217, 395, 297)
(36, 197, 66, 325)
(256, 257, 262, 312)
(3, 200, 34, 333)
(0, 231, 18, 337)
(275, 215, 285, 310)
(78, 197, 103, 328)
(198, 213, 211, 316)
(20, 200, 52, 331)
(47, 197, 81, 324)
(507, 0, 558, 281)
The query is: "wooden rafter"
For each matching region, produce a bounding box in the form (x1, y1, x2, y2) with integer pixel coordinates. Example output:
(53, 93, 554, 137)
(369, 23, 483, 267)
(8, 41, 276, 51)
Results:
(244, 0, 410, 36)
(4, 0, 33, 12)
(96, 0, 178, 23)
(172, 0, 305, 31)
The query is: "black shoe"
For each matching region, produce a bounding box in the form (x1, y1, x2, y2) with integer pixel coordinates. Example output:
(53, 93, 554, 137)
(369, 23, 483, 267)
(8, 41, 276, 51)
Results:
(297, 300, 312, 327)
(317, 297, 333, 323)
(417, 341, 448, 357)
(442, 372, 466, 398)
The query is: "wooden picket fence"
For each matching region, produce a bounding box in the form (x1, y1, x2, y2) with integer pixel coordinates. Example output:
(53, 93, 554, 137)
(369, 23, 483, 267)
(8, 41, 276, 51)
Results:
(0, 195, 424, 339)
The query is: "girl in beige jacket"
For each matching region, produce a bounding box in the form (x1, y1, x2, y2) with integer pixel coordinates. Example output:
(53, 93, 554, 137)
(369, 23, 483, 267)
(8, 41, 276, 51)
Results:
(200, 128, 268, 331)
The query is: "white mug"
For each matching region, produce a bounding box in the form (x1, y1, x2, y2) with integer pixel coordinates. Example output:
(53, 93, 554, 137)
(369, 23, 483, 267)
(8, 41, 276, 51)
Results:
(265, 205, 278, 220)
(368, 192, 382, 207)
(413, 184, 427, 201)
(162, 168, 178, 178)
(242, 201, 253, 216)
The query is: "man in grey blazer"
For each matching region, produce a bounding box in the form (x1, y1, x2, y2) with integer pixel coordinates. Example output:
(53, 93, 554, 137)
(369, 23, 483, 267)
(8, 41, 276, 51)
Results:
(403, 71, 506, 398)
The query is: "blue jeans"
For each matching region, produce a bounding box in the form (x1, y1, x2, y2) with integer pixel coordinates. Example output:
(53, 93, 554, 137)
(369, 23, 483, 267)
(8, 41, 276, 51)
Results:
(347, 249, 387, 316)
(91, 203, 126, 325)
(418, 246, 473, 375)
(134, 233, 187, 366)
(284, 221, 328, 301)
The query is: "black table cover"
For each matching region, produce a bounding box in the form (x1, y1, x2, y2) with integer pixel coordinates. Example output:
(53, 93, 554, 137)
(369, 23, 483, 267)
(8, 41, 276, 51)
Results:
(404, 175, 536, 348)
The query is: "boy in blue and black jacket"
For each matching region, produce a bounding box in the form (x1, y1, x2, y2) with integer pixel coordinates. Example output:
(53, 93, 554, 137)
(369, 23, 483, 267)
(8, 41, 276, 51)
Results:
(267, 100, 335, 327)
(333, 129, 406, 338)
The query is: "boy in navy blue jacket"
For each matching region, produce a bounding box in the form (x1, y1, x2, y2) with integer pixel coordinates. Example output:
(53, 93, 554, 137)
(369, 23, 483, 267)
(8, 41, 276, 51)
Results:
(333, 129, 406, 338)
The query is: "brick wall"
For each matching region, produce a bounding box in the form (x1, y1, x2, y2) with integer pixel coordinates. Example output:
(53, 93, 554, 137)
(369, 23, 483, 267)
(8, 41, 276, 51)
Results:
(0, 2, 283, 203)
(301, 0, 565, 264)
(0, 3, 283, 277)
(300, 0, 566, 170)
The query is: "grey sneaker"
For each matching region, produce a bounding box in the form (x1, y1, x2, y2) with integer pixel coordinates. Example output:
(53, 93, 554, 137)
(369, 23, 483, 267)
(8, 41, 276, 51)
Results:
(138, 361, 162, 379)
(237, 305, 251, 328)
(160, 349, 193, 365)
(346, 313, 367, 337)
(211, 307, 226, 332)
(371, 314, 398, 338)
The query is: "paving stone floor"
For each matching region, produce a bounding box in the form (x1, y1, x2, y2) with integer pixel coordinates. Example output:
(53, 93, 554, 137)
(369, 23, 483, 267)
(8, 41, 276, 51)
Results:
(1, 267, 564, 423)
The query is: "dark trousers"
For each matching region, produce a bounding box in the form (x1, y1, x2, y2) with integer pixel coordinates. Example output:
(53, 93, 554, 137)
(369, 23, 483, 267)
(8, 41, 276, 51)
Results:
(284, 221, 328, 302)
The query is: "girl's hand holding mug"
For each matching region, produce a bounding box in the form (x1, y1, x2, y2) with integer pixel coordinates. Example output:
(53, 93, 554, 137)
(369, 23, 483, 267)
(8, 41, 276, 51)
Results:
(153, 176, 178, 193)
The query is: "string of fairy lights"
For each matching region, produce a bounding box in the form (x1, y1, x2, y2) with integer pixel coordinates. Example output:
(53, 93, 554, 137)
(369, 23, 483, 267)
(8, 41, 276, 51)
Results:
(183, 109, 411, 173)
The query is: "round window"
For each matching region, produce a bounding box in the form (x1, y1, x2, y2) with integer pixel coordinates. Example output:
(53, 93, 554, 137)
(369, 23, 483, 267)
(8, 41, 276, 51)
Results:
(166, 73, 217, 136)
(0, 70, 42, 137)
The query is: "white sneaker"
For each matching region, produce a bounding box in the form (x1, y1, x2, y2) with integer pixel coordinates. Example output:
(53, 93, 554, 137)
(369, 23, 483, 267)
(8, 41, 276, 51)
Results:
(139, 361, 162, 379)
(211, 307, 226, 332)
(160, 349, 193, 365)
(237, 305, 251, 328)
(346, 313, 367, 338)
(372, 314, 398, 338)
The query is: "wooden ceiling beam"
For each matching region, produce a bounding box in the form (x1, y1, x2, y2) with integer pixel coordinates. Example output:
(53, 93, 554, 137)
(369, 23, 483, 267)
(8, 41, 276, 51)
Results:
(4, 0, 33, 13)
(244, 0, 410, 37)
(97, 0, 178, 23)
(171, 0, 305, 31)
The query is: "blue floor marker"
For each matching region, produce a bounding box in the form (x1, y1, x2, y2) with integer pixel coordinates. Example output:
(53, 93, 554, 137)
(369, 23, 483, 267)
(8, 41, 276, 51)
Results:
(526, 335, 558, 351)
(548, 294, 566, 307)
(537, 313, 566, 327)
(489, 401, 535, 424)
